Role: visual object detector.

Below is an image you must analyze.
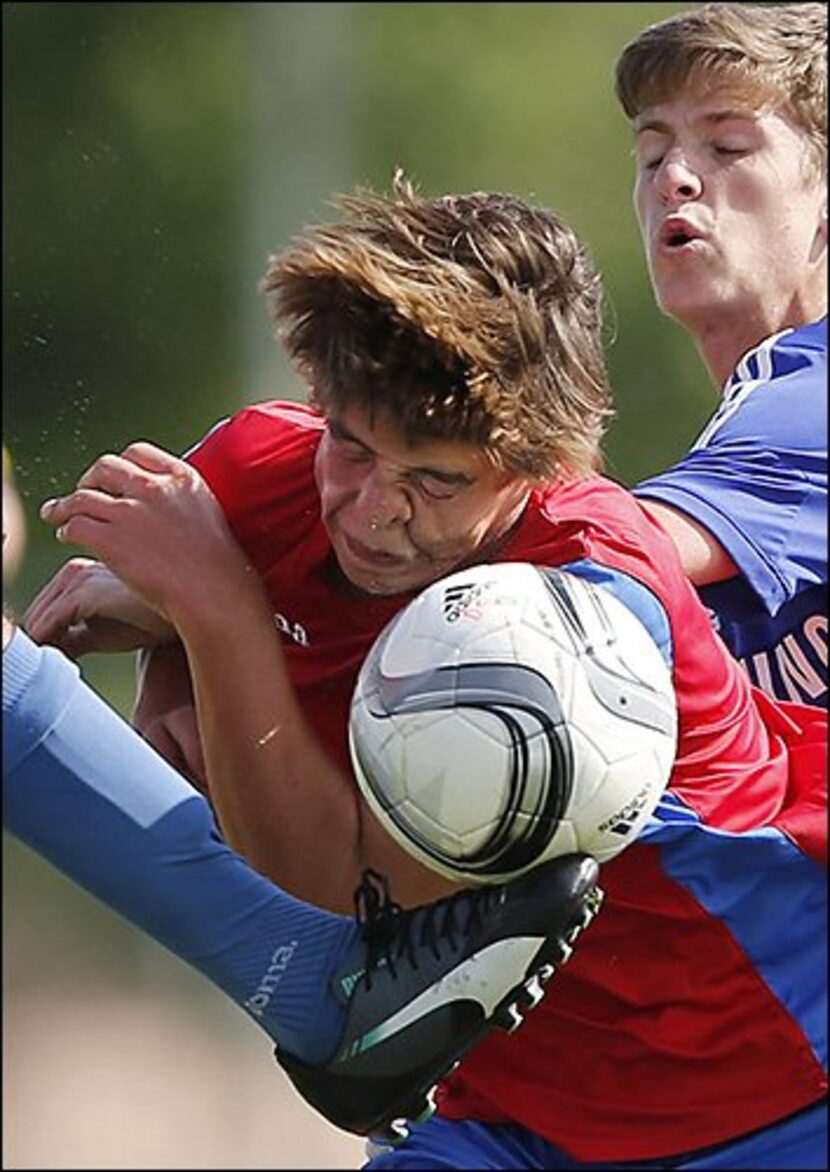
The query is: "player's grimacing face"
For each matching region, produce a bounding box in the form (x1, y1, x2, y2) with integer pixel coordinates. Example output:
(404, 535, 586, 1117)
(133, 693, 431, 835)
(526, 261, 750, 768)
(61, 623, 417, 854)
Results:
(633, 86, 827, 332)
(314, 401, 532, 597)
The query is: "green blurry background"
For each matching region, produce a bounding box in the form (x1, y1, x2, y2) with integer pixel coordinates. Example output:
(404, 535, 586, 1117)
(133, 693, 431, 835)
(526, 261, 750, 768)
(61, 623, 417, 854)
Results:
(4, 4, 707, 1167)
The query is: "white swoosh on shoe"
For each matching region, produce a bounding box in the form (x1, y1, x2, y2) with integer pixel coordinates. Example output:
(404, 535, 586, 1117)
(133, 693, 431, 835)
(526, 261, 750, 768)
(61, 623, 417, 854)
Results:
(353, 936, 544, 1052)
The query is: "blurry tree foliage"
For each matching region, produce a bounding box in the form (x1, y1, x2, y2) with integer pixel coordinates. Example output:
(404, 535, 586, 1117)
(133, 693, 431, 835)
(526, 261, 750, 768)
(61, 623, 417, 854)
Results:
(4, 0, 705, 654)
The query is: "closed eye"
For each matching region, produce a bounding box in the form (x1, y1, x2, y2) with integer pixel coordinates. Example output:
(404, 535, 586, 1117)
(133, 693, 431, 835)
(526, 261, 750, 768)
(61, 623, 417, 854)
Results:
(714, 145, 748, 158)
(412, 472, 468, 500)
(328, 421, 373, 462)
(338, 439, 372, 463)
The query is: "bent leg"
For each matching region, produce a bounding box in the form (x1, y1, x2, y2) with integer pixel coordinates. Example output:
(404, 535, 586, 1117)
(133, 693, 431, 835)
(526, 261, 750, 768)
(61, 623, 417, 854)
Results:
(3, 628, 353, 1064)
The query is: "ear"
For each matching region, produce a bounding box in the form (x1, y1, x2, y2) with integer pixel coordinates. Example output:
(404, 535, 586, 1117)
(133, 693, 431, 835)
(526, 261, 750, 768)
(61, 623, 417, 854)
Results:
(812, 200, 827, 262)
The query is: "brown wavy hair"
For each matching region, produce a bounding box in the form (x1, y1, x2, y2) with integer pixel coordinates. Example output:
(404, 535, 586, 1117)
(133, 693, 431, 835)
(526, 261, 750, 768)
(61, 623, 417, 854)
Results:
(262, 173, 613, 481)
(615, 2, 827, 177)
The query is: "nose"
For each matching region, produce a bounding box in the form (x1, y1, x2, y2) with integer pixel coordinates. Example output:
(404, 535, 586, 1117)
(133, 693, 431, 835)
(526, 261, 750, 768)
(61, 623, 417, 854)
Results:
(654, 153, 702, 205)
(358, 470, 412, 530)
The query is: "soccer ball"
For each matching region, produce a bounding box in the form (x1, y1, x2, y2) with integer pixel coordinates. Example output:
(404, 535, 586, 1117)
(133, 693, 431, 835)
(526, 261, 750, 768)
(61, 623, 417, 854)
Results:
(349, 561, 677, 884)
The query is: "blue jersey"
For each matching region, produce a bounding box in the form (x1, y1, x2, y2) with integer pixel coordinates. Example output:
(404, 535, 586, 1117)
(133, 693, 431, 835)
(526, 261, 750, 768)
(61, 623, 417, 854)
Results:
(634, 319, 827, 708)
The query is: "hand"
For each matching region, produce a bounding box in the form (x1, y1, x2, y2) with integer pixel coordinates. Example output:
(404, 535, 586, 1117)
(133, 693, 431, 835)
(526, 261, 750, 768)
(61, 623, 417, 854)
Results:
(38, 442, 259, 635)
(24, 558, 174, 658)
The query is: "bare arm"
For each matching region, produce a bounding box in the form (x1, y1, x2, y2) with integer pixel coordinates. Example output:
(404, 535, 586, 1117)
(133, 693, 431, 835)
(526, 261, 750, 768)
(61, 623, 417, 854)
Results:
(175, 572, 452, 909)
(40, 442, 453, 913)
(637, 499, 737, 587)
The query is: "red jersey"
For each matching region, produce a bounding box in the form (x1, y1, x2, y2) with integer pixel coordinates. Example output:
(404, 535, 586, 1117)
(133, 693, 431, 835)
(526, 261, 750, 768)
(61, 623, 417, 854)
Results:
(188, 401, 827, 1161)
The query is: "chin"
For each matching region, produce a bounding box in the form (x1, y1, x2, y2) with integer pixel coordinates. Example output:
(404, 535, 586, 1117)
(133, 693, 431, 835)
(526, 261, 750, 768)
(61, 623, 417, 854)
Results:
(652, 268, 734, 324)
(655, 287, 715, 329)
(366, 565, 447, 599)
(341, 561, 417, 598)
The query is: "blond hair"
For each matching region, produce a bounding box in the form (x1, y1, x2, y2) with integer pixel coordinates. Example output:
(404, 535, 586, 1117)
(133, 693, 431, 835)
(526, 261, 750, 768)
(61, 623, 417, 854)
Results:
(262, 174, 613, 481)
(615, 2, 827, 175)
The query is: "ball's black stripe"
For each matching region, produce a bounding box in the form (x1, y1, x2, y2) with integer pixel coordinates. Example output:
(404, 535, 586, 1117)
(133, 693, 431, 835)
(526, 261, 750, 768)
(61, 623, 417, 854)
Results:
(363, 658, 574, 876)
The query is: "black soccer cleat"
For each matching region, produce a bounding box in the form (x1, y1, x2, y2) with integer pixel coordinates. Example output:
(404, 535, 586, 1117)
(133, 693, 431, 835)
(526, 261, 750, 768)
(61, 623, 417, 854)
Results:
(275, 853, 603, 1141)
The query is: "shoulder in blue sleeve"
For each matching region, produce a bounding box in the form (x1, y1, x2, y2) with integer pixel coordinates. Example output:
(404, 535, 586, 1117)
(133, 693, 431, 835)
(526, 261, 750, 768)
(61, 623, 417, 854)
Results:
(635, 318, 826, 613)
(633, 318, 827, 709)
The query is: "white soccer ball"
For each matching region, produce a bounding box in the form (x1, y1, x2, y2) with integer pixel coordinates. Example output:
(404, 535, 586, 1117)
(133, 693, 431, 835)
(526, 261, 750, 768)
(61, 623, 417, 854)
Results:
(349, 561, 677, 884)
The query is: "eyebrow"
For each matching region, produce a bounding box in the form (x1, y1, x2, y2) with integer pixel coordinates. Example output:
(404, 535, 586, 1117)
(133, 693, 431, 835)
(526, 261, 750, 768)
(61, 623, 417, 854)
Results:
(328, 419, 474, 485)
(328, 418, 367, 446)
(634, 109, 760, 136)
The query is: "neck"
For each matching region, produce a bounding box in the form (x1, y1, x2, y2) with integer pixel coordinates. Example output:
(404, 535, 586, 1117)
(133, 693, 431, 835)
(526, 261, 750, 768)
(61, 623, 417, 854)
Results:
(690, 296, 826, 387)
(474, 491, 533, 563)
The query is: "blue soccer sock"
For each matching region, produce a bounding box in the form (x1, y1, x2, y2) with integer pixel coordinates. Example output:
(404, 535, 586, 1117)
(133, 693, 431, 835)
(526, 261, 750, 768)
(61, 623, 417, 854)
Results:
(2, 628, 357, 1065)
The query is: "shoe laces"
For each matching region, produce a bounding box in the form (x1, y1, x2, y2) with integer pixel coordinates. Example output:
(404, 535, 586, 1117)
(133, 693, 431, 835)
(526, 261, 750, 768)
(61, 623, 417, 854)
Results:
(353, 869, 505, 990)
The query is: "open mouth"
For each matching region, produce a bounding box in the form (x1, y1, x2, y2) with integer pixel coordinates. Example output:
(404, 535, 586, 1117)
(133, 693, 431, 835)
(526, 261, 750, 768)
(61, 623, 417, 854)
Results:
(659, 220, 702, 251)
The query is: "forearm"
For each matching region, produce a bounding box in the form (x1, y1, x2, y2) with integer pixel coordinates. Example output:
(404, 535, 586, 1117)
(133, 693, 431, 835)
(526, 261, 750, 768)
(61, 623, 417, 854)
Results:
(173, 584, 364, 912)
(32, 441, 447, 911)
(171, 576, 455, 912)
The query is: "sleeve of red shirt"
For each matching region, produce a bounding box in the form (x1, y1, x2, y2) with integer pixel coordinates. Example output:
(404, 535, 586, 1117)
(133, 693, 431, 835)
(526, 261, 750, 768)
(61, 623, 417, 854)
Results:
(751, 688, 828, 865)
(184, 411, 250, 517)
(183, 401, 324, 535)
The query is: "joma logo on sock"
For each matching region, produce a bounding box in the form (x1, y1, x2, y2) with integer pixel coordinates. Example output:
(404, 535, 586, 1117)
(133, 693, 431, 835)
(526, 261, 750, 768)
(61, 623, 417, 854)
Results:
(244, 940, 298, 1018)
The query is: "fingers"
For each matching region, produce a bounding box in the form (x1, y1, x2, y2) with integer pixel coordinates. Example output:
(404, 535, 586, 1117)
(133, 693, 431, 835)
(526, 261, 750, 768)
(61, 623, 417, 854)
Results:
(22, 611, 101, 660)
(24, 556, 174, 653)
(48, 620, 102, 660)
(40, 488, 125, 533)
(38, 506, 114, 562)
(75, 444, 187, 491)
(41, 445, 192, 526)
(25, 581, 97, 651)
(119, 441, 188, 475)
(24, 558, 101, 641)
(31, 444, 229, 629)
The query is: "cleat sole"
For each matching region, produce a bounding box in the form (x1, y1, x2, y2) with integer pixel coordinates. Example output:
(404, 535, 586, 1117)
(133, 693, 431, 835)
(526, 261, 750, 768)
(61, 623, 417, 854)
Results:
(280, 874, 605, 1142)
(380, 884, 605, 1130)
(390, 882, 605, 1130)
(518, 974, 545, 1009)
